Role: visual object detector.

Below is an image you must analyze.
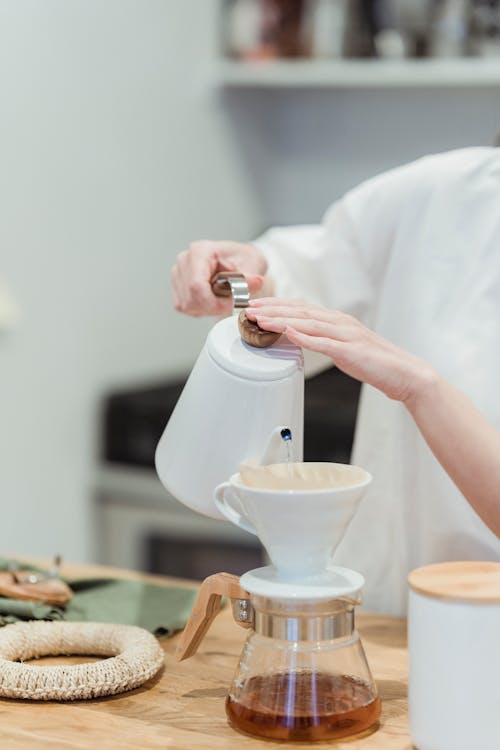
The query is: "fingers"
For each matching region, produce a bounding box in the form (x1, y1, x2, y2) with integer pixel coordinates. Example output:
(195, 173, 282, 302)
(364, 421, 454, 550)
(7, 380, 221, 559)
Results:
(171, 264, 184, 311)
(172, 242, 230, 316)
(215, 240, 255, 257)
(171, 240, 267, 317)
(247, 300, 368, 373)
(178, 259, 220, 315)
(285, 323, 419, 402)
(285, 326, 344, 360)
(249, 297, 309, 308)
(215, 242, 268, 277)
(246, 275, 265, 294)
(246, 303, 350, 334)
(253, 315, 355, 344)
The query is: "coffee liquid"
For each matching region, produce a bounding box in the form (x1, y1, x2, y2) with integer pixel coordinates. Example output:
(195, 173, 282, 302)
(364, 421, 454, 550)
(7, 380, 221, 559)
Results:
(226, 672, 381, 741)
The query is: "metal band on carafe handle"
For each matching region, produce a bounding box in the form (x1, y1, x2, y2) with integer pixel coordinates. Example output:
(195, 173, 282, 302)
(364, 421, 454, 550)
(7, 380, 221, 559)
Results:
(210, 271, 250, 309)
(176, 573, 362, 661)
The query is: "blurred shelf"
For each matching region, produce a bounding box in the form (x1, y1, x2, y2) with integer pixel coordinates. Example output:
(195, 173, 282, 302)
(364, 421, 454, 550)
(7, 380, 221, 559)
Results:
(216, 58, 500, 88)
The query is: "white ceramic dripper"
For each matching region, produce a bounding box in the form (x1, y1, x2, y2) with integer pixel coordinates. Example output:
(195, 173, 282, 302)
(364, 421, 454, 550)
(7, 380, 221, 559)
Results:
(214, 463, 372, 585)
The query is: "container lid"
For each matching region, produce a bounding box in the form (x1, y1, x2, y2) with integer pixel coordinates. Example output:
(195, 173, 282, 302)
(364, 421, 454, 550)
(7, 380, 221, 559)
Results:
(207, 315, 303, 381)
(408, 561, 500, 604)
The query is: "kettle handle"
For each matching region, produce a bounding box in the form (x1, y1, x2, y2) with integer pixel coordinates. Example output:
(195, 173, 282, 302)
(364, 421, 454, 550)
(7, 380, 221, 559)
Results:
(175, 573, 251, 662)
(214, 482, 258, 536)
(210, 271, 249, 309)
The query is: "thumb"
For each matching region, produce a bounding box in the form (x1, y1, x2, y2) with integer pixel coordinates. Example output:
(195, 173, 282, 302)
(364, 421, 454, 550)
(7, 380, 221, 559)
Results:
(215, 264, 263, 294)
(246, 274, 264, 294)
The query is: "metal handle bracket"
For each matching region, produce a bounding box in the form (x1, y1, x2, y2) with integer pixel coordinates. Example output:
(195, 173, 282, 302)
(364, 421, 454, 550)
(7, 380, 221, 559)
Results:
(175, 572, 251, 662)
(210, 271, 250, 309)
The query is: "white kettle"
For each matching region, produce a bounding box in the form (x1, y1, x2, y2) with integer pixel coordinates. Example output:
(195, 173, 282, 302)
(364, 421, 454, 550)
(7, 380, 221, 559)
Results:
(155, 314, 304, 520)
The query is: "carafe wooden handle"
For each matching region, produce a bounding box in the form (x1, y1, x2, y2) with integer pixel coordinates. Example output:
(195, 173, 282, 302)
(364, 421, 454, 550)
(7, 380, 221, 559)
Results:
(175, 572, 251, 662)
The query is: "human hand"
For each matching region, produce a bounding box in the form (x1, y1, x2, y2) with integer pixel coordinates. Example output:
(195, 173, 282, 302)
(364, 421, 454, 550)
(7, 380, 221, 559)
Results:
(172, 241, 267, 317)
(246, 298, 434, 403)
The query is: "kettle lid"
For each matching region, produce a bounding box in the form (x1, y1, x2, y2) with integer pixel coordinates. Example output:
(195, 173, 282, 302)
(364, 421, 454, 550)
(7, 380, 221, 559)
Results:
(207, 316, 303, 381)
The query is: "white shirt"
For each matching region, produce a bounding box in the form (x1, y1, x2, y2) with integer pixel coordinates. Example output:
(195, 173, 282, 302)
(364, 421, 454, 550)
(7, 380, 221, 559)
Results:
(256, 147, 500, 615)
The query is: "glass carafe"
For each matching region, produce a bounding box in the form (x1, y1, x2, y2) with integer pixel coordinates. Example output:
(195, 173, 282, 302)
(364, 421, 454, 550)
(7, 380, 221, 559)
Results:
(226, 594, 380, 742)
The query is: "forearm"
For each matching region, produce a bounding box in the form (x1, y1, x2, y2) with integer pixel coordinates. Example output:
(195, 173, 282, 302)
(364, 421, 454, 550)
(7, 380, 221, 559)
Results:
(404, 371, 500, 537)
(246, 298, 500, 536)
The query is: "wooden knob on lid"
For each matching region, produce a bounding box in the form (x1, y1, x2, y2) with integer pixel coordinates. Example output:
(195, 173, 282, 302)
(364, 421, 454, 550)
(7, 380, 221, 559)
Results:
(238, 310, 281, 349)
(210, 271, 281, 348)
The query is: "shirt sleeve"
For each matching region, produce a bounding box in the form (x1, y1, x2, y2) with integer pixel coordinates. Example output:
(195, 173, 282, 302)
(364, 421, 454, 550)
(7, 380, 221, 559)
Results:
(254, 205, 375, 331)
(254, 154, 434, 328)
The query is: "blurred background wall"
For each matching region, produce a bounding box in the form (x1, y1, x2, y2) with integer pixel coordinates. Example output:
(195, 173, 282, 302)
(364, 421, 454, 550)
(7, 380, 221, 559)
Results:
(0, 0, 499, 563)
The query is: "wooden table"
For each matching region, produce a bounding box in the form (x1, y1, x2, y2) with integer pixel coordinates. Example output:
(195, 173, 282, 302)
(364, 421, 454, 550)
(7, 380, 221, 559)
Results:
(0, 562, 413, 750)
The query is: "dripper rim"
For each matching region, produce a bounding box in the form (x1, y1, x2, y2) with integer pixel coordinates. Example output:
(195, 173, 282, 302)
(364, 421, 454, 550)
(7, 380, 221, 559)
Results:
(240, 565, 365, 600)
(232, 462, 372, 495)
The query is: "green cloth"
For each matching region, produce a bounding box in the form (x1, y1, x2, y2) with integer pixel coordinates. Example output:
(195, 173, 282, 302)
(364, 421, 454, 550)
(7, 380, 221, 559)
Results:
(0, 560, 198, 636)
(0, 598, 63, 626)
(64, 578, 198, 635)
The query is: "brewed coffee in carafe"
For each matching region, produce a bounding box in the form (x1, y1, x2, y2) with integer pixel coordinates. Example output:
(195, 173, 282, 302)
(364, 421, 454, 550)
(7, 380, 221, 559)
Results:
(225, 594, 380, 742)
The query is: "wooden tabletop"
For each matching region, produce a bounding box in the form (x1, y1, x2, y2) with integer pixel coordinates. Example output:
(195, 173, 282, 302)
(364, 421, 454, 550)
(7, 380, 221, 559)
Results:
(0, 561, 412, 750)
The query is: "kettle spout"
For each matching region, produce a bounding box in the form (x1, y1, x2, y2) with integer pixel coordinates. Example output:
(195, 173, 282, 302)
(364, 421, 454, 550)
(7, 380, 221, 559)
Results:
(260, 426, 294, 466)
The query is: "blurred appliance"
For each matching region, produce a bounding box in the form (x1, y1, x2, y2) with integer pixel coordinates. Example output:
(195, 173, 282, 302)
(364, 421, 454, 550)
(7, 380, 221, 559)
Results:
(95, 366, 360, 578)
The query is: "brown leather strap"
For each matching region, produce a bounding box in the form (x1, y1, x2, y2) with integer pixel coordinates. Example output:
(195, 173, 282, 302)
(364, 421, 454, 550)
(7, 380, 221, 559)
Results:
(0, 572, 73, 606)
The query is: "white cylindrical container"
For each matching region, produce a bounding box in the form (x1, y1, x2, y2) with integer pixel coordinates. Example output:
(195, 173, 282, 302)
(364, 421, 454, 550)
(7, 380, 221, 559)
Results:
(408, 561, 500, 750)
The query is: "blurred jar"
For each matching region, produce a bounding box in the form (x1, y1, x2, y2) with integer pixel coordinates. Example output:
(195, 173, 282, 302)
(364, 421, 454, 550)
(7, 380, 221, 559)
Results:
(469, 0, 500, 56)
(260, 0, 309, 58)
(372, 0, 435, 58)
(224, 0, 263, 59)
(309, 0, 349, 58)
(429, 0, 469, 57)
(224, 0, 309, 60)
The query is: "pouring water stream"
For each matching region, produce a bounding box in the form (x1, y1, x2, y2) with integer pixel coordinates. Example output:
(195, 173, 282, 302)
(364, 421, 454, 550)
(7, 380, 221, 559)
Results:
(280, 428, 293, 478)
